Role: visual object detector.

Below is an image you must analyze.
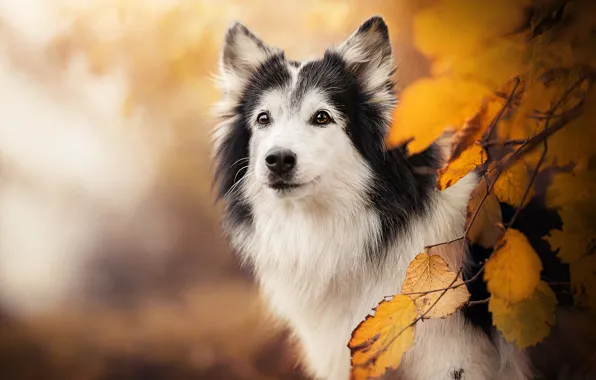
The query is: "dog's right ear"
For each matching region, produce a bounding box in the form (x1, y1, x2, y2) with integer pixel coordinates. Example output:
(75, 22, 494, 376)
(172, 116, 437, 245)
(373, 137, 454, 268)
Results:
(219, 22, 278, 97)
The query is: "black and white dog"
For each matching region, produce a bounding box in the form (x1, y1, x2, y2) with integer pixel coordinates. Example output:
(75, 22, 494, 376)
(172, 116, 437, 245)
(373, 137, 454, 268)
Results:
(212, 16, 531, 380)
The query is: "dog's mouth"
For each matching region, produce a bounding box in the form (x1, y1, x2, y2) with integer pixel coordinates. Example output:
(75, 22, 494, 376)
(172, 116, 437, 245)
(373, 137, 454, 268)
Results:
(267, 177, 319, 193)
(268, 181, 304, 191)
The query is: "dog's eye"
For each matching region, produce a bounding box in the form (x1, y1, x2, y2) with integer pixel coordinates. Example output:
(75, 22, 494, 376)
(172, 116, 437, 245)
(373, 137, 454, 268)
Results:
(313, 110, 332, 126)
(256, 112, 271, 126)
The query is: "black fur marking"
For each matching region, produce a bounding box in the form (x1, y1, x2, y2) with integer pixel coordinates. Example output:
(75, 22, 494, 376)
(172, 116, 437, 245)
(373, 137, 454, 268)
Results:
(214, 53, 291, 229)
(215, 44, 440, 264)
(292, 51, 438, 262)
(357, 15, 389, 42)
(452, 368, 464, 380)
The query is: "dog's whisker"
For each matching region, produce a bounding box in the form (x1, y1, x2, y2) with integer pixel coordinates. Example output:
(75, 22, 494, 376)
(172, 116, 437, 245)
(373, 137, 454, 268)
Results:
(224, 166, 250, 198)
(231, 157, 249, 168)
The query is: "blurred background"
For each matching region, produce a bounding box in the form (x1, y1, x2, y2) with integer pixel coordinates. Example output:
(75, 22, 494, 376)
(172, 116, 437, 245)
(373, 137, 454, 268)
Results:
(0, 1, 433, 379)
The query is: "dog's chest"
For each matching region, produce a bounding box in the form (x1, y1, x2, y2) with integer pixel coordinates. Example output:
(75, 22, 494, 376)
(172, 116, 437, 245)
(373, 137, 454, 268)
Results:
(248, 202, 380, 279)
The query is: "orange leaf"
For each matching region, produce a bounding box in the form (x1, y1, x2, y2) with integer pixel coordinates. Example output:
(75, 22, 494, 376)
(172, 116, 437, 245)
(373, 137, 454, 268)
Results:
(349, 295, 417, 380)
(492, 157, 535, 208)
(401, 253, 470, 318)
(437, 144, 486, 191)
(545, 82, 596, 172)
(387, 77, 491, 153)
(448, 100, 494, 163)
(413, 0, 531, 59)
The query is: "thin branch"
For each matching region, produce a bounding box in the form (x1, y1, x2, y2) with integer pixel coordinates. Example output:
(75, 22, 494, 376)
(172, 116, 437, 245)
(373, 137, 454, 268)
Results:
(482, 138, 527, 148)
(424, 235, 463, 250)
(481, 77, 521, 145)
(507, 119, 549, 229)
(468, 298, 490, 306)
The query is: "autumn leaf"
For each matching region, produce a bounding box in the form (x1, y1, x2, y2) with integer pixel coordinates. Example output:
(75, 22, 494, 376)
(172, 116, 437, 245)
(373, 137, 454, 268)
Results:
(349, 295, 417, 380)
(449, 99, 503, 163)
(401, 253, 470, 318)
(467, 179, 503, 249)
(437, 144, 486, 190)
(489, 281, 557, 349)
(545, 82, 596, 172)
(413, 0, 531, 59)
(545, 171, 596, 208)
(499, 81, 557, 142)
(569, 254, 596, 311)
(544, 230, 594, 264)
(441, 39, 528, 90)
(544, 201, 596, 264)
(484, 229, 543, 304)
(544, 171, 596, 263)
(387, 77, 491, 153)
(492, 157, 535, 208)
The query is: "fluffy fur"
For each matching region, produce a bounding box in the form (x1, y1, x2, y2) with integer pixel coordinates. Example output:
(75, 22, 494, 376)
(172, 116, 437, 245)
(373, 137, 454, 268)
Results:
(212, 16, 532, 380)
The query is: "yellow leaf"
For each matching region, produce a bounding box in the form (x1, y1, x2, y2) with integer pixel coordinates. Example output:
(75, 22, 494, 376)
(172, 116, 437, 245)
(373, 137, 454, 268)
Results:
(527, 29, 576, 73)
(467, 180, 503, 249)
(546, 171, 596, 208)
(438, 39, 528, 90)
(546, 84, 596, 172)
(484, 229, 543, 303)
(544, 171, 596, 264)
(544, 200, 596, 264)
(401, 253, 470, 318)
(437, 144, 486, 191)
(499, 81, 557, 142)
(349, 295, 417, 380)
(387, 77, 491, 153)
(413, 0, 531, 58)
(569, 254, 596, 311)
(544, 230, 594, 264)
(492, 157, 535, 208)
(449, 98, 501, 163)
(489, 281, 557, 349)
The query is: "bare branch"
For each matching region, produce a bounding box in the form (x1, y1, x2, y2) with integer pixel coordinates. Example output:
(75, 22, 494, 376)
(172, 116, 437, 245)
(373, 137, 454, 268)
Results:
(468, 298, 490, 306)
(482, 138, 527, 148)
(481, 77, 521, 146)
(424, 236, 463, 250)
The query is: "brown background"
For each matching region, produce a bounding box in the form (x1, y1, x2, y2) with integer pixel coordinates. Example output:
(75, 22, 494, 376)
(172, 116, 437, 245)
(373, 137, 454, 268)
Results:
(0, 1, 433, 379)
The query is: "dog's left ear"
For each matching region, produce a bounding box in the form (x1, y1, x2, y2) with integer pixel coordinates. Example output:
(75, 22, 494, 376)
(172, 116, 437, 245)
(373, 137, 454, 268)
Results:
(336, 16, 393, 93)
(219, 22, 280, 97)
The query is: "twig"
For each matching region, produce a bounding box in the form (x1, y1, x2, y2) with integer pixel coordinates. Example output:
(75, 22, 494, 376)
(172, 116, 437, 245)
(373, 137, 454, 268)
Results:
(468, 298, 490, 306)
(481, 77, 521, 145)
(482, 138, 527, 148)
(424, 235, 463, 250)
(507, 119, 549, 229)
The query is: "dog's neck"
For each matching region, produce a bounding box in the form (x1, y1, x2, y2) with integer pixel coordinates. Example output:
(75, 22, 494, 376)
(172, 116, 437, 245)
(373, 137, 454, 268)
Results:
(229, 172, 478, 306)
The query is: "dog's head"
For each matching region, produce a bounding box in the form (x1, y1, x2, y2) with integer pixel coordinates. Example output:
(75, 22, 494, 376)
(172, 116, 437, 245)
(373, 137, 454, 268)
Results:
(213, 16, 395, 204)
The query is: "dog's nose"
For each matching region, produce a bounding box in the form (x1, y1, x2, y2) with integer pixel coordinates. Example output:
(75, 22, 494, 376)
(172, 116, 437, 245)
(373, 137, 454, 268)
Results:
(265, 149, 296, 175)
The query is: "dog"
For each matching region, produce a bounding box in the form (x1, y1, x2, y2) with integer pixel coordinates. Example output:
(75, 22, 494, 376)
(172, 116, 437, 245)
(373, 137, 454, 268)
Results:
(212, 16, 532, 380)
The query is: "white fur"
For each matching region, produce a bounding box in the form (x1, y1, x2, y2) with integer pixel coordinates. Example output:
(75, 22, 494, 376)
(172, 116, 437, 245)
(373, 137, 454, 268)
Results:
(234, 170, 531, 380)
(214, 18, 532, 380)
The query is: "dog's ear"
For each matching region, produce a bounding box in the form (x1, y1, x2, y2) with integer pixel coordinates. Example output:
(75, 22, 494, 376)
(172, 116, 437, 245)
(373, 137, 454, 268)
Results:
(336, 16, 393, 93)
(219, 22, 279, 97)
